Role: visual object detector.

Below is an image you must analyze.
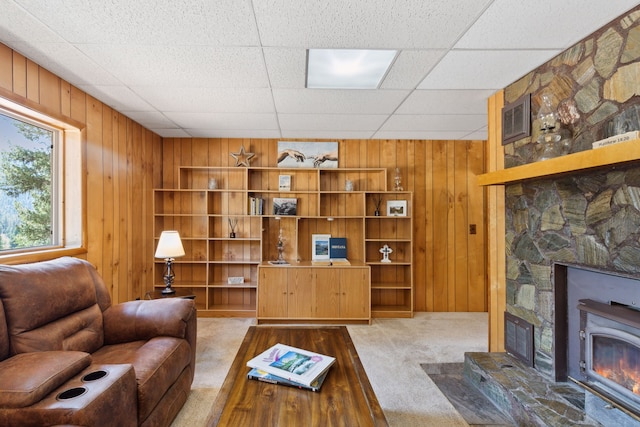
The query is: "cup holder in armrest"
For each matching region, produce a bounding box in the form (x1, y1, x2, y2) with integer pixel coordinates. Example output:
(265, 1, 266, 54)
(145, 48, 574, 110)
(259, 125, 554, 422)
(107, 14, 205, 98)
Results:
(82, 370, 108, 382)
(57, 387, 87, 400)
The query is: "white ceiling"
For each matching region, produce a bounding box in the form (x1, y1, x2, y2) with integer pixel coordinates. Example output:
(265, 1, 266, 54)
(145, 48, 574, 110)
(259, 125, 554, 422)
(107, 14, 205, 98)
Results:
(0, 0, 637, 140)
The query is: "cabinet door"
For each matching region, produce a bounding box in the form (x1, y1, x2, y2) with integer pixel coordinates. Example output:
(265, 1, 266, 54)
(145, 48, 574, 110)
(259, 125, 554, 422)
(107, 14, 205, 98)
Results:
(340, 268, 370, 319)
(287, 268, 313, 318)
(258, 268, 288, 318)
(313, 268, 340, 318)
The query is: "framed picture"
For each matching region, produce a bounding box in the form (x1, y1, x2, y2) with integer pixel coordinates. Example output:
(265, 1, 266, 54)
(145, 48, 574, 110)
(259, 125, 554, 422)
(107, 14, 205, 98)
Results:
(277, 141, 338, 168)
(387, 200, 407, 216)
(312, 234, 331, 261)
(279, 175, 291, 191)
(272, 198, 297, 216)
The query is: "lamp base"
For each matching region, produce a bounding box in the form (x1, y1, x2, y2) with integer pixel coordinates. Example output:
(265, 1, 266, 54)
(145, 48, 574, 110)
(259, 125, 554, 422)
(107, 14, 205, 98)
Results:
(162, 286, 176, 295)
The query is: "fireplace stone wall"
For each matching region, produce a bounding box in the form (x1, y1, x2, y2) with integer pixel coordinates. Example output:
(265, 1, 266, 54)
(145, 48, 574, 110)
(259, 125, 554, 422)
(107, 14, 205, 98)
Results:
(502, 6, 640, 379)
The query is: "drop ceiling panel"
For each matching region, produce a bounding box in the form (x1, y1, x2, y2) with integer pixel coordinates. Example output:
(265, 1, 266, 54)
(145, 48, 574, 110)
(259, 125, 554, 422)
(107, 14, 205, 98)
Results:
(273, 89, 410, 114)
(373, 130, 474, 140)
(164, 112, 279, 130)
(253, 0, 493, 49)
(278, 114, 389, 131)
(12, 0, 260, 46)
(380, 50, 447, 89)
(397, 90, 496, 115)
(76, 45, 269, 88)
(9, 42, 121, 86)
(131, 87, 275, 113)
(282, 129, 374, 139)
(380, 114, 487, 132)
(417, 50, 562, 90)
(263, 48, 307, 89)
(122, 112, 176, 128)
(77, 85, 155, 112)
(455, 0, 640, 49)
(188, 129, 282, 139)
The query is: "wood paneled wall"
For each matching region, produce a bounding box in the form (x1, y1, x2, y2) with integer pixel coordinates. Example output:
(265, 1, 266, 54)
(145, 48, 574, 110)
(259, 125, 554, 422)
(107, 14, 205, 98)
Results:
(162, 138, 487, 312)
(0, 43, 160, 303)
(0, 40, 488, 312)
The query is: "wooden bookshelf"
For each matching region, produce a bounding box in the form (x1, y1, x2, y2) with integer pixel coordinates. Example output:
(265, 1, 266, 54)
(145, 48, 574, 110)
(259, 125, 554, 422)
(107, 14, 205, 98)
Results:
(153, 166, 413, 320)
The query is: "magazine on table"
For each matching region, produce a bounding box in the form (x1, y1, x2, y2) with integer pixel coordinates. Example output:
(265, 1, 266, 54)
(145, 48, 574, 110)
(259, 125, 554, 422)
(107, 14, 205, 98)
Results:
(246, 343, 336, 387)
(247, 367, 328, 392)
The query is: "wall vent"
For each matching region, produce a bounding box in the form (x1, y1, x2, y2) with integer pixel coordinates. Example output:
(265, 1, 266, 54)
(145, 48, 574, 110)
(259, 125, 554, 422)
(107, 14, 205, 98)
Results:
(505, 312, 534, 367)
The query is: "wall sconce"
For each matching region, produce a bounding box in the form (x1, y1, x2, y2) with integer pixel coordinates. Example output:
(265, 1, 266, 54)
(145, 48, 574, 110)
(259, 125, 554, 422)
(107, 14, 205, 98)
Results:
(154, 231, 185, 294)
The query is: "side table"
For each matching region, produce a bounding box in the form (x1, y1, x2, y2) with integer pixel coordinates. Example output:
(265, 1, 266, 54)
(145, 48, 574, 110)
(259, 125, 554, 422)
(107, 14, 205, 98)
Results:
(145, 289, 196, 300)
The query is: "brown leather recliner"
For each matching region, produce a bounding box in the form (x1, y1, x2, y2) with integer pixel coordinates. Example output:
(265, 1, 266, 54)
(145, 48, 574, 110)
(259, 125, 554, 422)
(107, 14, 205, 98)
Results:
(0, 257, 197, 427)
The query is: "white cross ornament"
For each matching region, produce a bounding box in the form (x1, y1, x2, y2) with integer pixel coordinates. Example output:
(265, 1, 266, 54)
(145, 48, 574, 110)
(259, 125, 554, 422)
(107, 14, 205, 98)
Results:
(379, 244, 393, 263)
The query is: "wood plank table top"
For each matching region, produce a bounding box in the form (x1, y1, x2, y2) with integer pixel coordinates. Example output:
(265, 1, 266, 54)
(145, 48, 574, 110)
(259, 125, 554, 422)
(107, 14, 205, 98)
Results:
(207, 326, 388, 427)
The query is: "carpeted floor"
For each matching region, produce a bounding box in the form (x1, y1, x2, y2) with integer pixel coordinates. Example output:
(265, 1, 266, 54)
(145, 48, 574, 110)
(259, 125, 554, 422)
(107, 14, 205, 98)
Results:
(171, 312, 489, 427)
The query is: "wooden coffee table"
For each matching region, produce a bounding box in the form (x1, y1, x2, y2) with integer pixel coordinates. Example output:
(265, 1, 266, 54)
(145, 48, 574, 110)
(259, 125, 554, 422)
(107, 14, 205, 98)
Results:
(207, 326, 388, 426)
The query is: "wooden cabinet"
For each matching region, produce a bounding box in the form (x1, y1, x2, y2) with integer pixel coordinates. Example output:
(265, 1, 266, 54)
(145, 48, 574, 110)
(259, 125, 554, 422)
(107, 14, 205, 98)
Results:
(153, 165, 412, 319)
(257, 264, 371, 323)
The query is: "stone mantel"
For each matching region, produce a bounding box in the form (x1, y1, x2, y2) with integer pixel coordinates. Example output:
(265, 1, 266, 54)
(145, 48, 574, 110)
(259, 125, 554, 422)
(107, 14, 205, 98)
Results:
(477, 138, 640, 186)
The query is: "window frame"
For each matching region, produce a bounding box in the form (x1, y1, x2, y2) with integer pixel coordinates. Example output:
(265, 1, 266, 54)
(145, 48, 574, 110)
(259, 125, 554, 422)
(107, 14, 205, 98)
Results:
(0, 96, 86, 264)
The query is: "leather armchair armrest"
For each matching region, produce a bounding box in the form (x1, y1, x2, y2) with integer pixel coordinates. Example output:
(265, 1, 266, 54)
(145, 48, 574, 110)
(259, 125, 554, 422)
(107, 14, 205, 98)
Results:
(103, 298, 196, 345)
(0, 351, 91, 408)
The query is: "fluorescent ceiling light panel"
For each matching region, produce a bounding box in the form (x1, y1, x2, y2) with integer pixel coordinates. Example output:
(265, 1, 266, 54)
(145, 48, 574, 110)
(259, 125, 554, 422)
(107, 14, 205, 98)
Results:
(307, 49, 397, 89)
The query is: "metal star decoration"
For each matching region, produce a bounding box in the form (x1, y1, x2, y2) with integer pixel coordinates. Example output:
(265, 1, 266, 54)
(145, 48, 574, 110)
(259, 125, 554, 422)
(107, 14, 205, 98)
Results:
(230, 145, 255, 167)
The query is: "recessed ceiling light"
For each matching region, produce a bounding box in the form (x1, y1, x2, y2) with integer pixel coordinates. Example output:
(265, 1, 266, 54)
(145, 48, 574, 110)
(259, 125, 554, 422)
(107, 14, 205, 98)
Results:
(306, 49, 397, 89)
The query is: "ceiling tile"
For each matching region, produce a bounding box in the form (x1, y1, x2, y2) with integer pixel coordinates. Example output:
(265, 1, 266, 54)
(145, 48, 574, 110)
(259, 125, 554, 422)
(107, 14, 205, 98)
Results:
(150, 128, 192, 138)
(278, 114, 388, 131)
(417, 50, 561, 90)
(187, 129, 282, 139)
(456, 0, 640, 49)
(396, 90, 496, 115)
(164, 112, 279, 130)
(263, 48, 307, 89)
(131, 87, 275, 113)
(253, 0, 493, 49)
(273, 89, 410, 114)
(13, 0, 260, 46)
(372, 130, 472, 140)
(380, 50, 447, 89)
(462, 128, 489, 140)
(281, 129, 375, 139)
(9, 42, 121, 86)
(118, 111, 176, 128)
(380, 114, 487, 131)
(77, 85, 155, 111)
(76, 44, 269, 87)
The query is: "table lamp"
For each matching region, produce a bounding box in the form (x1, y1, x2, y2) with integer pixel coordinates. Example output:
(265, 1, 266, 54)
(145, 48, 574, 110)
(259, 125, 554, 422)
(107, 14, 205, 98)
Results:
(155, 231, 185, 294)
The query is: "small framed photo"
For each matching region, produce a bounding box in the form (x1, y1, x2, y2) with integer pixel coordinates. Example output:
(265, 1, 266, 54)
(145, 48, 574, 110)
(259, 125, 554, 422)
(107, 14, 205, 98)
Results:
(387, 200, 407, 216)
(279, 175, 291, 191)
(312, 234, 331, 261)
(273, 197, 297, 216)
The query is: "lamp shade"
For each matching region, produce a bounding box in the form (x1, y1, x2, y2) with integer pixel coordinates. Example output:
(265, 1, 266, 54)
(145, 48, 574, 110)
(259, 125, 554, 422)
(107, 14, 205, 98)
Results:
(155, 231, 185, 258)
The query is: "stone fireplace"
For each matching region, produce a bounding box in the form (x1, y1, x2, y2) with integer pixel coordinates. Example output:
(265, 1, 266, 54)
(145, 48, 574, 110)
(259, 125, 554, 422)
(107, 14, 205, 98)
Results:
(466, 6, 640, 425)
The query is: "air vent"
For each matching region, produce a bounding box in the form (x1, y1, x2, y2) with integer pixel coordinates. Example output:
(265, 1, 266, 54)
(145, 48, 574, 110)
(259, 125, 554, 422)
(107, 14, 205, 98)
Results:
(505, 312, 534, 367)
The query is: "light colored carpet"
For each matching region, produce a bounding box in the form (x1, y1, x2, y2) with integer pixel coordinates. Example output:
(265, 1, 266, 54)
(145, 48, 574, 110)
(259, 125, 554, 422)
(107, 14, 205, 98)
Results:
(171, 312, 488, 427)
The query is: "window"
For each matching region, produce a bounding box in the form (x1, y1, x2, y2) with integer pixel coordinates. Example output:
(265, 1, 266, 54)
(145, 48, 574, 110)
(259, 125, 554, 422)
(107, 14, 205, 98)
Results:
(0, 110, 58, 251)
(0, 100, 83, 259)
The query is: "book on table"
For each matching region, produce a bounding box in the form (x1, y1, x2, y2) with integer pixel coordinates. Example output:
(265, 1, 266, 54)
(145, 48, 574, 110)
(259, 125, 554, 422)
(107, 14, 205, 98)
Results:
(247, 367, 329, 392)
(246, 343, 336, 387)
